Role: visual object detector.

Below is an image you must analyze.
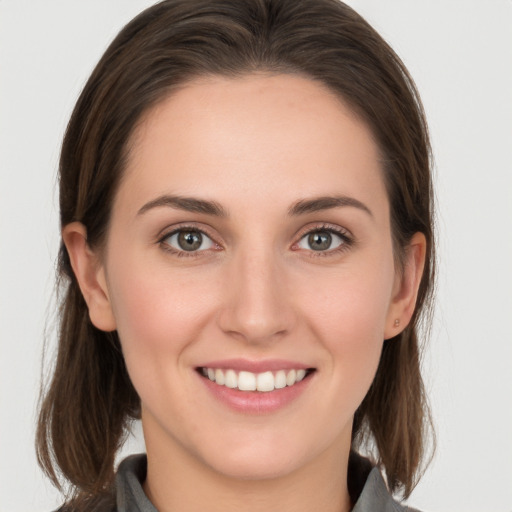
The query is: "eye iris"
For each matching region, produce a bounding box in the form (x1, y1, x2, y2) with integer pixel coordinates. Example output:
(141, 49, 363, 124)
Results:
(308, 231, 332, 251)
(177, 231, 202, 251)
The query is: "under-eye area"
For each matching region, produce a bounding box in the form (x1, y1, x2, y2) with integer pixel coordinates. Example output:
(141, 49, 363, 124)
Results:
(197, 367, 317, 392)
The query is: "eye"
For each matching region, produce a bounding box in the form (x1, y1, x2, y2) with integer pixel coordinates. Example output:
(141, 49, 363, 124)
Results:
(163, 229, 214, 253)
(297, 229, 345, 252)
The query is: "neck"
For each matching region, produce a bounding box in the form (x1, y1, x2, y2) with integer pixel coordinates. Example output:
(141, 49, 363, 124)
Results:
(142, 424, 352, 512)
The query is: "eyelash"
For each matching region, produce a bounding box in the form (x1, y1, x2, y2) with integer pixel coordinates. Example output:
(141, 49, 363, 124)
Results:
(157, 223, 354, 258)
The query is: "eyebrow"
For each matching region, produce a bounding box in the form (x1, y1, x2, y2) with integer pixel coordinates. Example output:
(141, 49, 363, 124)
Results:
(288, 196, 373, 217)
(137, 195, 227, 217)
(137, 193, 372, 218)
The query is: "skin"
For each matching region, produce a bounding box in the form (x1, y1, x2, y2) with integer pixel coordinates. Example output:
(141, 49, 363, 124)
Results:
(64, 74, 426, 512)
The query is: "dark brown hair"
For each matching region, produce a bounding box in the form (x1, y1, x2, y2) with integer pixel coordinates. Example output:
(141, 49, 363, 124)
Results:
(37, 0, 435, 506)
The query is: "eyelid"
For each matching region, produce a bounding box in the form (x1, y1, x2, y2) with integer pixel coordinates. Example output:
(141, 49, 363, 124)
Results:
(294, 222, 353, 242)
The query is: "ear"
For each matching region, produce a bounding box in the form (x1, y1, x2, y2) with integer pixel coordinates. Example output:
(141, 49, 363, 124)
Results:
(384, 232, 427, 340)
(62, 222, 117, 332)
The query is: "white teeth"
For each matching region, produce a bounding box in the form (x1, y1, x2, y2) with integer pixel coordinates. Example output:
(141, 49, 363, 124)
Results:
(256, 371, 274, 392)
(202, 367, 310, 392)
(224, 369, 237, 388)
(238, 371, 256, 391)
(215, 368, 225, 386)
(274, 370, 287, 389)
(296, 369, 306, 382)
(286, 369, 297, 386)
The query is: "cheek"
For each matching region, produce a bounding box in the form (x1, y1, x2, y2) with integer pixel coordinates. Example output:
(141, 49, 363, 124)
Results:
(105, 264, 226, 434)
(109, 256, 212, 333)
(300, 258, 394, 342)
(106, 260, 219, 383)
(296, 255, 395, 398)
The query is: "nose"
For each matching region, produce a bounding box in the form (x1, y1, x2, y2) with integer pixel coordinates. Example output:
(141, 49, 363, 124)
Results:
(217, 247, 295, 344)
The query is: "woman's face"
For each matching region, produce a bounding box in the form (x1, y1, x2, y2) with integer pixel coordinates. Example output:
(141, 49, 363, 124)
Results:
(93, 74, 405, 479)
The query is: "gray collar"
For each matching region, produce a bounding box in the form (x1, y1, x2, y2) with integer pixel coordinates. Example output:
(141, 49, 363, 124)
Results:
(351, 467, 415, 512)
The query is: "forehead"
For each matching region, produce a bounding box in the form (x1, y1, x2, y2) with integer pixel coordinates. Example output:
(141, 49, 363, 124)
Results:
(120, 73, 387, 215)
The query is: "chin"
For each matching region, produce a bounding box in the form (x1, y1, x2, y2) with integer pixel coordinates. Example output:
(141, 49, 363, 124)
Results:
(194, 430, 323, 482)
(206, 451, 304, 481)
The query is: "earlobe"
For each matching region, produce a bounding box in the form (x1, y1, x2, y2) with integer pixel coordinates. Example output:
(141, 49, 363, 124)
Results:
(384, 232, 427, 340)
(62, 222, 117, 332)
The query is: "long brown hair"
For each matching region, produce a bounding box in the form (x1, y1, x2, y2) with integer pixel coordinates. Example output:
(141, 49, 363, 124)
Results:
(37, 0, 435, 506)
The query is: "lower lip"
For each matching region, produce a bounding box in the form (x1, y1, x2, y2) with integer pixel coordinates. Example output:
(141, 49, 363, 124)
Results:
(199, 372, 314, 414)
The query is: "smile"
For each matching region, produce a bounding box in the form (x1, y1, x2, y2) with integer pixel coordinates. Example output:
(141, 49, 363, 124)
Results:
(199, 367, 312, 392)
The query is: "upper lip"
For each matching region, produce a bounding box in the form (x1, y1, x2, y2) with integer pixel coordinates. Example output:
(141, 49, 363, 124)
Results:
(196, 358, 313, 373)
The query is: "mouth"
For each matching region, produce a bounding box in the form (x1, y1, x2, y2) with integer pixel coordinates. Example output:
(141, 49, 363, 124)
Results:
(197, 367, 316, 393)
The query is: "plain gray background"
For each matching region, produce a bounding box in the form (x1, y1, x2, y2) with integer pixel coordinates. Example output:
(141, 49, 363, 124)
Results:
(1, 1, 511, 511)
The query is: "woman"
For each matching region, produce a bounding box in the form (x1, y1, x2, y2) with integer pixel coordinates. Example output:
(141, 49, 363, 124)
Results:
(37, 0, 435, 511)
